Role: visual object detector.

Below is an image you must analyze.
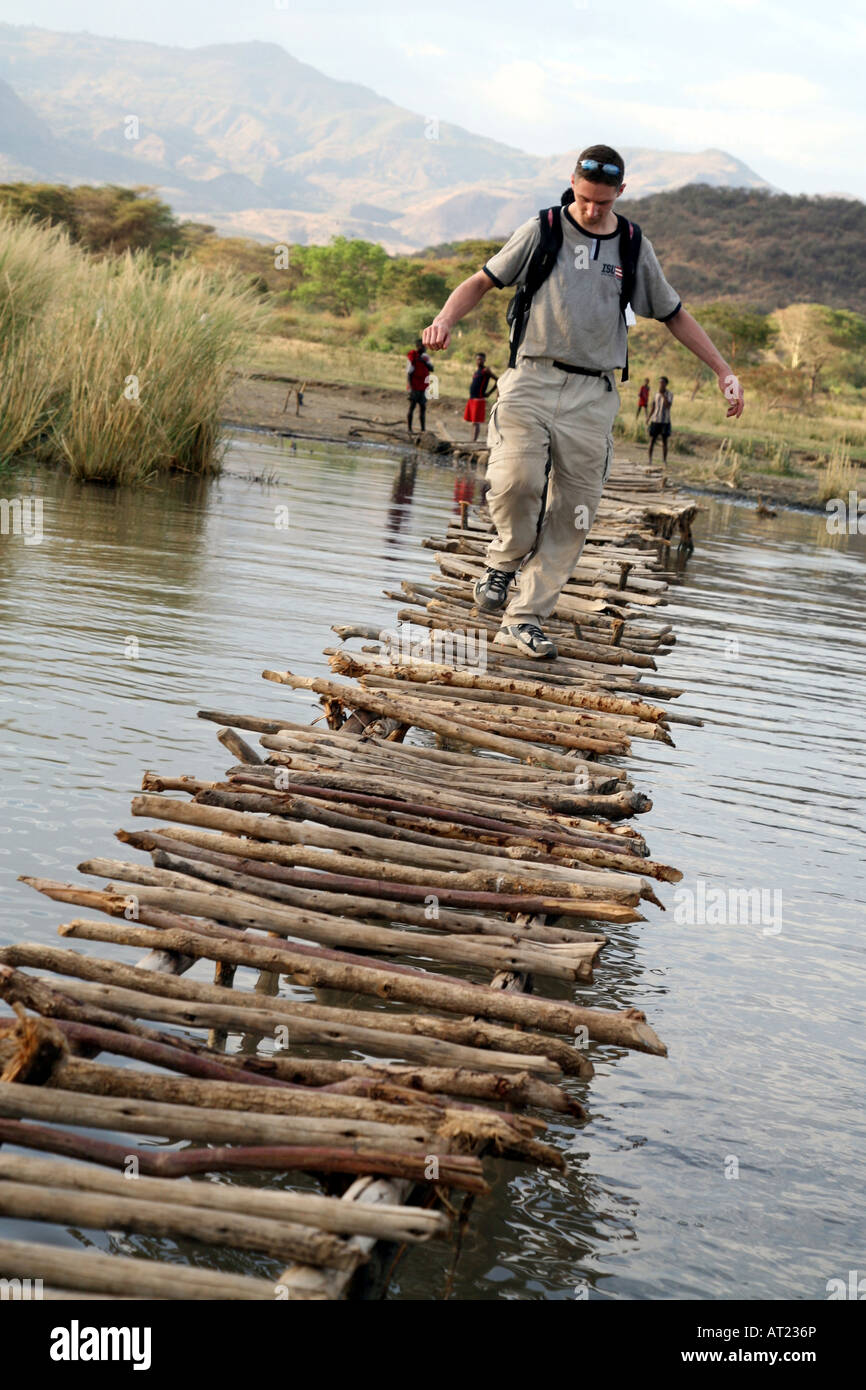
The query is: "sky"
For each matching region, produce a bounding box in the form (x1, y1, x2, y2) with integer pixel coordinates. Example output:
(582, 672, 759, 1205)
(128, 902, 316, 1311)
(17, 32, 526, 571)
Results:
(2, 0, 865, 198)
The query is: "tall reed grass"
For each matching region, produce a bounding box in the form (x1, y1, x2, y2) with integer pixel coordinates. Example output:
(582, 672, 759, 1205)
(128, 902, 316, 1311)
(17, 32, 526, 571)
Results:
(0, 215, 264, 483)
(816, 443, 858, 504)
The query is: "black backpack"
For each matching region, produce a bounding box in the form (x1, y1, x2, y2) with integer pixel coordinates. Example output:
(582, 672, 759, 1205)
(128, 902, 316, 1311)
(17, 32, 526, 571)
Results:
(505, 200, 643, 380)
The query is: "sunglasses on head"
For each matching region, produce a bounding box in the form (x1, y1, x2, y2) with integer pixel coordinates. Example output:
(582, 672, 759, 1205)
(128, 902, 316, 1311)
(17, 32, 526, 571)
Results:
(576, 159, 621, 177)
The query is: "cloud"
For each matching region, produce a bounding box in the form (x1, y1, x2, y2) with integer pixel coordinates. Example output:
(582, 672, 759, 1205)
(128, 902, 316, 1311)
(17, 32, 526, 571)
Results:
(476, 60, 558, 124)
(585, 89, 858, 172)
(398, 41, 448, 59)
(693, 72, 822, 110)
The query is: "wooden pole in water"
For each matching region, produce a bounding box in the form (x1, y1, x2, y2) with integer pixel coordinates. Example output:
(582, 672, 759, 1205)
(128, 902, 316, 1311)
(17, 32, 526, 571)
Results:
(0, 1153, 448, 1243)
(0, 1236, 281, 1300)
(45, 914, 668, 1054)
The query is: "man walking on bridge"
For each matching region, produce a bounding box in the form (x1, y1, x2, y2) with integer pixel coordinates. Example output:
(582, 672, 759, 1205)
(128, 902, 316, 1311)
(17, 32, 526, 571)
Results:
(422, 145, 744, 659)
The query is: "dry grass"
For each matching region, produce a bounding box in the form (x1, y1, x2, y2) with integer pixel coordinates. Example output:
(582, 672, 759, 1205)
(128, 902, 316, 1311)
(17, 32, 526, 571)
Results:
(816, 443, 859, 504)
(0, 215, 264, 483)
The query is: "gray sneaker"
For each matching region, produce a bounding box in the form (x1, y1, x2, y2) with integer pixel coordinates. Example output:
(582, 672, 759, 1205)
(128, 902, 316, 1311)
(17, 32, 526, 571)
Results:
(473, 566, 515, 613)
(493, 623, 558, 660)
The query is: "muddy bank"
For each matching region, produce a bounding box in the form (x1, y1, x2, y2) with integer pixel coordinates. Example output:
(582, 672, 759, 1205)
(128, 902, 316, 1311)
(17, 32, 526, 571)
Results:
(223, 373, 843, 512)
(224, 373, 487, 462)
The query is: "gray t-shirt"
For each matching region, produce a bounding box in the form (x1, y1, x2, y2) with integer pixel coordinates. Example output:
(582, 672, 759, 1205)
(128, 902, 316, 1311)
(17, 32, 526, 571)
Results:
(482, 206, 681, 372)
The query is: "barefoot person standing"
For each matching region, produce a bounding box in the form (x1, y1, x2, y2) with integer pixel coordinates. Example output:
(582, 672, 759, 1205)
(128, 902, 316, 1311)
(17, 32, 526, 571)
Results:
(422, 144, 744, 659)
(648, 375, 673, 462)
(464, 352, 498, 441)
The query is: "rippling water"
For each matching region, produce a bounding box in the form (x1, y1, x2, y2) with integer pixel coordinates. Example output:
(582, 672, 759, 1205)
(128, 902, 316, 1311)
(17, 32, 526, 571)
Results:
(1, 434, 864, 1300)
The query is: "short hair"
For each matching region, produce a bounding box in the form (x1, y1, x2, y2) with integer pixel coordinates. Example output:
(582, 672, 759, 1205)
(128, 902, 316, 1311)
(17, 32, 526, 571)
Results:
(477, 352, 486, 360)
(660, 376, 669, 385)
(415, 337, 423, 347)
(575, 144, 625, 187)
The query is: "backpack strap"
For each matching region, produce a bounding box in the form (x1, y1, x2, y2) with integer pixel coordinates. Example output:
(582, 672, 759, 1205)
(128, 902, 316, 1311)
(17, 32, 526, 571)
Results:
(506, 205, 564, 369)
(616, 214, 642, 383)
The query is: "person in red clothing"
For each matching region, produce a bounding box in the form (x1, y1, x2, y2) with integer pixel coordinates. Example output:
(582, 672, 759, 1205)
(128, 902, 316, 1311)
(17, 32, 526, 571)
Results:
(406, 338, 433, 434)
(636, 376, 650, 419)
(463, 352, 499, 440)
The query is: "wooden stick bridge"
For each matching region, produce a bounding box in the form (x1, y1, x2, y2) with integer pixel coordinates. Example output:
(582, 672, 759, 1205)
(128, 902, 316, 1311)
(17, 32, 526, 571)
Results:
(0, 458, 700, 1300)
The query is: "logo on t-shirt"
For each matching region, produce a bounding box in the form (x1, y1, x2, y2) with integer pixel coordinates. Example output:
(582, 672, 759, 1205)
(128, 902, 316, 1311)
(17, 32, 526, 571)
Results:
(602, 263, 623, 279)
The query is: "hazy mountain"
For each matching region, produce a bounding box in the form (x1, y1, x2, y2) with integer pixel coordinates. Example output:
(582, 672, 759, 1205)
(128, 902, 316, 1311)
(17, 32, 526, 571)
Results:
(0, 23, 774, 250)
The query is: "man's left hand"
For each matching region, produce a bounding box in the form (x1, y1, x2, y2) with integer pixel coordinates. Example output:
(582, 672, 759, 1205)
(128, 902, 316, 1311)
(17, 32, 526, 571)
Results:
(719, 372, 744, 418)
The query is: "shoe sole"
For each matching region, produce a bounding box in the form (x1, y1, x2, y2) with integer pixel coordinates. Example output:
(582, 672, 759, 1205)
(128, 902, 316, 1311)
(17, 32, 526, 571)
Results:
(493, 630, 557, 660)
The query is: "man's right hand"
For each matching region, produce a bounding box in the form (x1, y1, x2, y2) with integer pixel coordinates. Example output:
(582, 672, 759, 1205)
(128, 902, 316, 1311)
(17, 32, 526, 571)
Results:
(423, 318, 451, 351)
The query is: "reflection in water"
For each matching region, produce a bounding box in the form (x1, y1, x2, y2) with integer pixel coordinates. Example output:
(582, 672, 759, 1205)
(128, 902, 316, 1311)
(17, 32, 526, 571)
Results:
(384, 456, 417, 542)
(453, 473, 476, 516)
(1, 435, 864, 1299)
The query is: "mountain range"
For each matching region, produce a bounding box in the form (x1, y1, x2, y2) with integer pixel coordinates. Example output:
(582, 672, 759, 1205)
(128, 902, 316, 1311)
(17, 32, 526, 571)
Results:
(0, 23, 774, 251)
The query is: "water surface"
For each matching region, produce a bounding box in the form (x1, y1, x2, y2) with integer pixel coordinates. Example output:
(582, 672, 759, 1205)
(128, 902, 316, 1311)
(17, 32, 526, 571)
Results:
(1, 435, 863, 1300)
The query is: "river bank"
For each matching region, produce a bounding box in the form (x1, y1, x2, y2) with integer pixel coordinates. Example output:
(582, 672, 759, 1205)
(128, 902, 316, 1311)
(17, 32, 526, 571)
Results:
(224, 373, 856, 513)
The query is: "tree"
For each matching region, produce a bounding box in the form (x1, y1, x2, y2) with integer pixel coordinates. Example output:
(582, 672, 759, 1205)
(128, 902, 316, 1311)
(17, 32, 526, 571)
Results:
(0, 182, 184, 261)
(696, 303, 777, 366)
(380, 259, 448, 305)
(772, 303, 866, 394)
(292, 236, 388, 315)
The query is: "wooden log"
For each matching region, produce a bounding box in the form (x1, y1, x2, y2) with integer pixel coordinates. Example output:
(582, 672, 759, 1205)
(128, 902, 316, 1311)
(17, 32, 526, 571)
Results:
(0, 941, 594, 1077)
(217, 725, 263, 764)
(96, 859, 641, 926)
(32, 973, 567, 1078)
(53, 916, 668, 1053)
(1, 963, 583, 1114)
(140, 802, 641, 897)
(83, 854, 599, 980)
(133, 832, 608, 942)
(0, 1032, 474, 1130)
(395, 605, 657, 669)
(0, 1236, 281, 1300)
(0, 1118, 489, 1191)
(0, 1041, 556, 1168)
(0, 1079, 436, 1154)
(252, 757, 652, 820)
(146, 849, 609, 958)
(123, 796, 648, 903)
(77, 858, 615, 966)
(351, 669, 668, 731)
(195, 770, 636, 855)
(0, 1177, 358, 1268)
(0, 1153, 448, 1243)
(262, 670, 590, 770)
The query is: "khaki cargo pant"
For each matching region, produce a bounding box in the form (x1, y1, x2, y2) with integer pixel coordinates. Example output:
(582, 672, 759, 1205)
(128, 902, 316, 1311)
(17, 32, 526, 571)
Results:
(485, 357, 620, 625)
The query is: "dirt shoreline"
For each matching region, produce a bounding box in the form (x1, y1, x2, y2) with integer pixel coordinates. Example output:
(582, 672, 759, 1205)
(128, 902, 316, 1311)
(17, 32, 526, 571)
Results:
(224, 374, 833, 514)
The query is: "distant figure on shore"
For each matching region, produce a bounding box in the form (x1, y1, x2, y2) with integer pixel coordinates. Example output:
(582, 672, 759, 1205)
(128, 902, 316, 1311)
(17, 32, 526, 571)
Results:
(463, 353, 498, 440)
(636, 377, 650, 420)
(648, 376, 673, 462)
(406, 338, 433, 434)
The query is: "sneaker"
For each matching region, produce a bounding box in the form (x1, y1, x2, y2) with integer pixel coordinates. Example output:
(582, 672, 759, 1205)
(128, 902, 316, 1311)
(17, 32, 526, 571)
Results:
(473, 566, 515, 612)
(493, 623, 558, 660)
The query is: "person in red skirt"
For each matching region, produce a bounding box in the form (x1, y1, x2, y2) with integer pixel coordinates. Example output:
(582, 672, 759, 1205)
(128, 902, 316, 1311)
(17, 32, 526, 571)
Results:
(463, 353, 498, 440)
